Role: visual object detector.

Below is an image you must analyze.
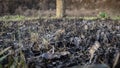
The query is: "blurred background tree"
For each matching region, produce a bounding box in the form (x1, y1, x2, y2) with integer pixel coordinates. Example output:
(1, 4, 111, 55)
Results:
(56, 0, 65, 18)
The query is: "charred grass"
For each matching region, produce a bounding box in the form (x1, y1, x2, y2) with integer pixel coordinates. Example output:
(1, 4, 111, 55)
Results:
(0, 19, 120, 68)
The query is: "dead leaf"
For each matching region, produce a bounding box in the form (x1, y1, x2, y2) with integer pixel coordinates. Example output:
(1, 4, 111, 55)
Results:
(54, 29, 65, 37)
(54, 29, 65, 40)
(89, 41, 100, 63)
(113, 52, 120, 68)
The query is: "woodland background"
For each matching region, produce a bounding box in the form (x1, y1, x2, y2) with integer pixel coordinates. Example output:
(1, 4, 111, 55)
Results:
(0, 0, 120, 16)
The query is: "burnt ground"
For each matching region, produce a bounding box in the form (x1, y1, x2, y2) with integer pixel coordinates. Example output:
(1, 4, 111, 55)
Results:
(0, 19, 120, 68)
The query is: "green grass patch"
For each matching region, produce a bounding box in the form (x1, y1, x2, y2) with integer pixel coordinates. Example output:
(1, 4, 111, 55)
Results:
(98, 12, 108, 18)
(0, 15, 120, 21)
(0, 15, 25, 21)
(0, 15, 39, 21)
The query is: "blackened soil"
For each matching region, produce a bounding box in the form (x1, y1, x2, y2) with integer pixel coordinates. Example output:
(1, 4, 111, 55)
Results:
(0, 19, 120, 68)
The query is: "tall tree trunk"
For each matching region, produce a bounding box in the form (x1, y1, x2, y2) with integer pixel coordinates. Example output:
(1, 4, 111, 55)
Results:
(56, 0, 65, 18)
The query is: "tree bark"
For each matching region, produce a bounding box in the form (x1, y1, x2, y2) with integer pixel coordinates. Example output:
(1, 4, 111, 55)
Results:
(56, 0, 65, 18)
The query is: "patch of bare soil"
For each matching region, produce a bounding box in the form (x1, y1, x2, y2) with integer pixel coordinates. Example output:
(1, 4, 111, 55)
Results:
(15, 9, 120, 17)
(0, 19, 120, 68)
